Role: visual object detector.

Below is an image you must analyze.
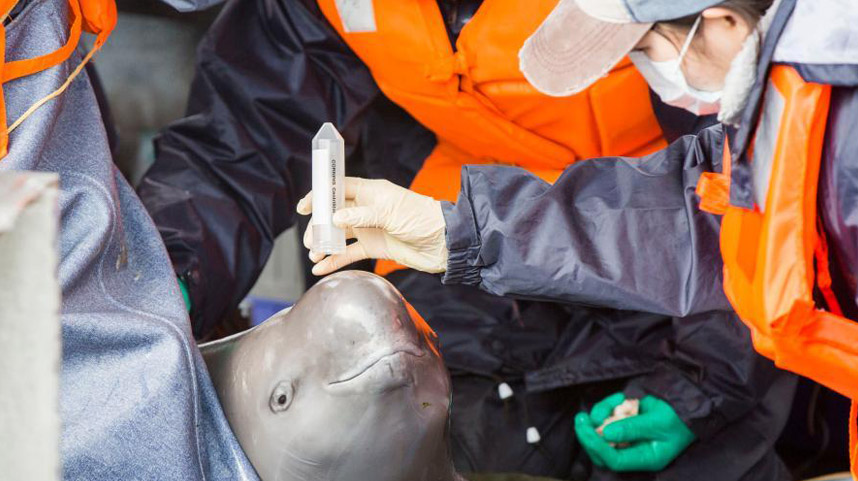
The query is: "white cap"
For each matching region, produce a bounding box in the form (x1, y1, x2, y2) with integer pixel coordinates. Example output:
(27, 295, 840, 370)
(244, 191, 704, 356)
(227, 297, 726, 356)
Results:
(526, 426, 541, 444)
(498, 382, 514, 400)
(518, 0, 723, 97)
(519, 0, 650, 97)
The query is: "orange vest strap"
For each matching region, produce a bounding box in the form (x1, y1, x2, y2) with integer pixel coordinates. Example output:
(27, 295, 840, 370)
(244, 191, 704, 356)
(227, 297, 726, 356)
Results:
(3, 0, 82, 82)
(0, 0, 116, 160)
(2, 0, 115, 83)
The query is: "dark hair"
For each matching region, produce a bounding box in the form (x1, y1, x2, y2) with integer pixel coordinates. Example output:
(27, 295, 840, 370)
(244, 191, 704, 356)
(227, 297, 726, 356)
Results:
(653, 0, 774, 54)
(665, 0, 775, 30)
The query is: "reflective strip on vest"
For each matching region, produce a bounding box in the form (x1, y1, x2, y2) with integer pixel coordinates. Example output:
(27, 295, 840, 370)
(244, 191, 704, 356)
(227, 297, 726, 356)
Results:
(750, 79, 784, 212)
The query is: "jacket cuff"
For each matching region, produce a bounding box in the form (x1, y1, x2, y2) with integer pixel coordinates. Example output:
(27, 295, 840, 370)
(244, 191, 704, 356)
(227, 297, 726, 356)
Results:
(625, 366, 727, 441)
(440, 199, 482, 286)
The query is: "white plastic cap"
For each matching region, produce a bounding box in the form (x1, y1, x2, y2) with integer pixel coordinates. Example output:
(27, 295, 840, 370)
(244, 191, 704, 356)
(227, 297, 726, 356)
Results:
(526, 427, 541, 444)
(312, 224, 346, 255)
(498, 382, 514, 400)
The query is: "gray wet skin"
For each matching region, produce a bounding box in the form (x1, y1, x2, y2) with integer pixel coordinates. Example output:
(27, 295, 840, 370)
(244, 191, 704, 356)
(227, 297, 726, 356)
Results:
(201, 271, 465, 481)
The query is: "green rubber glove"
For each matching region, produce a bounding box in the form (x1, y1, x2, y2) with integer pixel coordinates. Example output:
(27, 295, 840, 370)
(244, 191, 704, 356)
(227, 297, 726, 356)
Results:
(574, 392, 696, 472)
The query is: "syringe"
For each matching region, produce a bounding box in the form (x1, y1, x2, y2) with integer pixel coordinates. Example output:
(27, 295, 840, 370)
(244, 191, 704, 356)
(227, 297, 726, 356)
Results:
(311, 123, 346, 255)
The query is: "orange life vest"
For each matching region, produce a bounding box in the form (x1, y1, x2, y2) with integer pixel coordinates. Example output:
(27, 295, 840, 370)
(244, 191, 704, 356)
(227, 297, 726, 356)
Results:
(317, 0, 667, 276)
(0, 0, 115, 157)
(696, 65, 858, 477)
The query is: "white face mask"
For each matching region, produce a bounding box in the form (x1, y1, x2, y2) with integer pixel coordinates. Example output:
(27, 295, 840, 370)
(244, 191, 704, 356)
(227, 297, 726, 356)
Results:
(629, 15, 723, 116)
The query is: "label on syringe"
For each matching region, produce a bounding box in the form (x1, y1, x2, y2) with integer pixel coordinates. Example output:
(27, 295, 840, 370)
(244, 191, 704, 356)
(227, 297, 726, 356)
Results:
(312, 146, 335, 226)
(311, 126, 346, 254)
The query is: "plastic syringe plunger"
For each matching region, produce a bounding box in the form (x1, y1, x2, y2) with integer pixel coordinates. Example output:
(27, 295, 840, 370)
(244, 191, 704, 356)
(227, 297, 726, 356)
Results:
(311, 123, 346, 255)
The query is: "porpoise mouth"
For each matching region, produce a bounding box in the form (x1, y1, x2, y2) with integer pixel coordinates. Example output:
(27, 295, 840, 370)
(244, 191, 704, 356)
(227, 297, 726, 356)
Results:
(329, 347, 425, 386)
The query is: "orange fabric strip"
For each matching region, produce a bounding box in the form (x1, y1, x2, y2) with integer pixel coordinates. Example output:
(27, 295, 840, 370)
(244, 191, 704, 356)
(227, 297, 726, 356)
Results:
(696, 172, 730, 215)
(696, 134, 732, 215)
(2, 0, 82, 83)
(80, 0, 115, 46)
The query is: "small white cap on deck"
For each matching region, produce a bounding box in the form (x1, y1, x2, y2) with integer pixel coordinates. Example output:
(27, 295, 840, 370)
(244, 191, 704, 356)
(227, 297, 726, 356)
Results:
(526, 427, 541, 444)
(498, 382, 514, 400)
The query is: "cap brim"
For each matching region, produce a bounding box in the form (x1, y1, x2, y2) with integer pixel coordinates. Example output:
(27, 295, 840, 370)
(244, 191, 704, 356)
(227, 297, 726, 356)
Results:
(519, 0, 652, 97)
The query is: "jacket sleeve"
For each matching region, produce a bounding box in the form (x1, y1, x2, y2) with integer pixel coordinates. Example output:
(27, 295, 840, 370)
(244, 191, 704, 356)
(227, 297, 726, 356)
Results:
(137, 0, 380, 337)
(441, 124, 731, 318)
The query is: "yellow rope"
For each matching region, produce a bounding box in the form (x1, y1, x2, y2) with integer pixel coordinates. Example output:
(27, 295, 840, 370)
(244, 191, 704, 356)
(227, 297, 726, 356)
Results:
(7, 44, 98, 134)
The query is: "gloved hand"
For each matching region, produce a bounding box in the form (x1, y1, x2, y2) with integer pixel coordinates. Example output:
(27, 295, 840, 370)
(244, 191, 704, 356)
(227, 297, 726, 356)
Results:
(574, 393, 696, 472)
(296, 177, 448, 276)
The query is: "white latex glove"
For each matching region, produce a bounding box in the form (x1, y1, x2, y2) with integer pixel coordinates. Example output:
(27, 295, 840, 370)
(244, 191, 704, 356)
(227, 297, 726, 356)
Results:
(296, 177, 448, 276)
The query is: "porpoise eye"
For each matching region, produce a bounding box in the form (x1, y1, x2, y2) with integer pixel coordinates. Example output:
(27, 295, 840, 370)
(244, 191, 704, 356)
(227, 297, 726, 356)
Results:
(269, 381, 294, 413)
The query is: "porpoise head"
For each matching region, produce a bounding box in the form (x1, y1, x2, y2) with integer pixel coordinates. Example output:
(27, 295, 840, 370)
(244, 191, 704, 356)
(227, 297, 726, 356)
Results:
(201, 271, 461, 481)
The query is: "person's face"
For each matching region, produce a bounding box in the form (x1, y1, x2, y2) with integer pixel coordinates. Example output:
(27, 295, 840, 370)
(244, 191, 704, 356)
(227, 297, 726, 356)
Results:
(633, 8, 753, 92)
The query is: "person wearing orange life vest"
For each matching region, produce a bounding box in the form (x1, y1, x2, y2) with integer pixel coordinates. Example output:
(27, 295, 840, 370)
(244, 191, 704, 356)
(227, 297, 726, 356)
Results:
(300, 0, 858, 476)
(139, 0, 792, 477)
